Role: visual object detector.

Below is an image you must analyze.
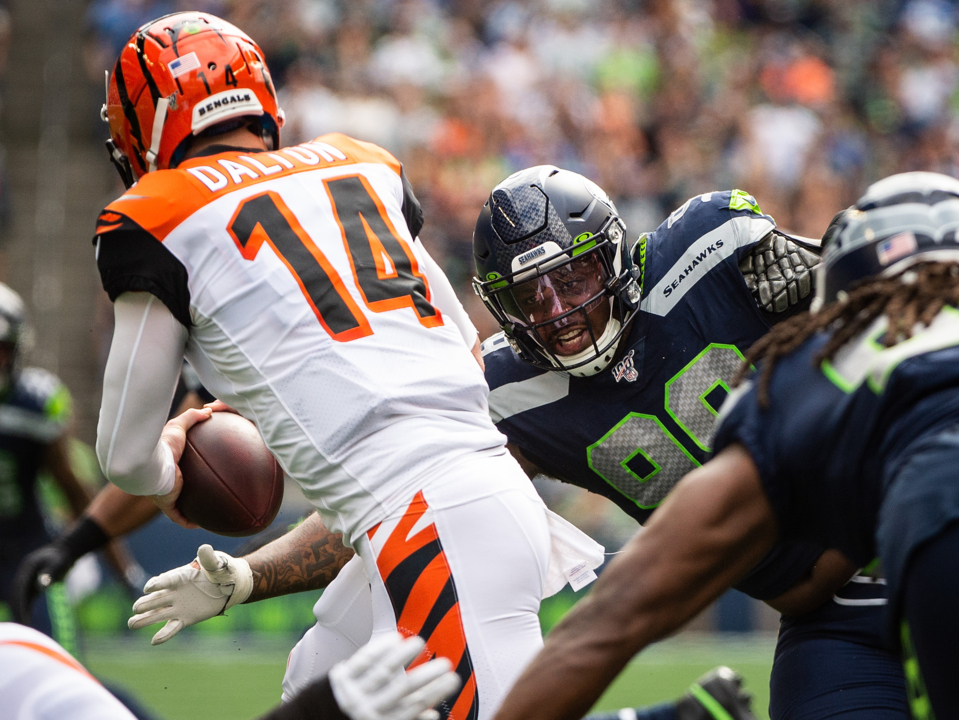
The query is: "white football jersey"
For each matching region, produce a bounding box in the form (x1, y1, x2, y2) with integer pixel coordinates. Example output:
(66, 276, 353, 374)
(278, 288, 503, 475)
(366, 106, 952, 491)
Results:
(95, 134, 505, 540)
(0, 623, 136, 720)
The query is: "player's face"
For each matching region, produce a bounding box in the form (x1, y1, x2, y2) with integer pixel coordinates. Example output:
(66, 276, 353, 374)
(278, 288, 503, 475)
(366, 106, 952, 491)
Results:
(511, 254, 611, 356)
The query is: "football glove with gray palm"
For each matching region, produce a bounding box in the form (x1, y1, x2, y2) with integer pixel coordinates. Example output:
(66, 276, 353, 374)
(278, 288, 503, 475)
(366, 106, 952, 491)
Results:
(128, 543, 252, 644)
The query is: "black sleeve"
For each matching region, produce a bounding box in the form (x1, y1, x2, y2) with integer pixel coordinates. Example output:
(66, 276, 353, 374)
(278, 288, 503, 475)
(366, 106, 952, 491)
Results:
(400, 166, 424, 239)
(93, 211, 192, 327)
(733, 539, 824, 600)
(256, 676, 349, 720)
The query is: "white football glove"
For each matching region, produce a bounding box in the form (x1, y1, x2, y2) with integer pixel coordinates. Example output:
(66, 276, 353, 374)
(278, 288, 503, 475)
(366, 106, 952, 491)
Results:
(128, 544, 253, 645)
(329, 633, 461, 720)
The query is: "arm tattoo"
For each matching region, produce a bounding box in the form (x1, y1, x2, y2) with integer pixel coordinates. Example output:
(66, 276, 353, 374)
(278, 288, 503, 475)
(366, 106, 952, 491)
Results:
(245, 513, 355, 603)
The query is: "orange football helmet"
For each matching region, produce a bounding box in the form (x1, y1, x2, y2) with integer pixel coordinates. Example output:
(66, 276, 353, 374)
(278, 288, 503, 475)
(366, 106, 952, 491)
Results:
(102, 12, 284, 187)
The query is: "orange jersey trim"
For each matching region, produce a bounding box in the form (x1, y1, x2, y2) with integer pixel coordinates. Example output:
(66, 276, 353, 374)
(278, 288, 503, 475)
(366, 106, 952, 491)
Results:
(323, 173, 443, 329)
(101, 133, 403, 243)
(226, 190, 373, 342)
(0, 640, 97, 682)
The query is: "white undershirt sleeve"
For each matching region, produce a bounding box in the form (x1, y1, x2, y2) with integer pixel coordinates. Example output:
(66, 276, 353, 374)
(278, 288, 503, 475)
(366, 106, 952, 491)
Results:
(414, 237, 478, 348)
(96, 292, 188, 496)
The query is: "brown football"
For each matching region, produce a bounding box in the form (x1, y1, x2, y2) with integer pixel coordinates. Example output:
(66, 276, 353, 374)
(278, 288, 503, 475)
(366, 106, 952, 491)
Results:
(176, 411, 284, 537)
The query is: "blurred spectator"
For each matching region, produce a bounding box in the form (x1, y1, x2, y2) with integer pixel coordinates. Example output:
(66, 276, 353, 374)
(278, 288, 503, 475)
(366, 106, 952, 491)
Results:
(80, 0, 959, 545)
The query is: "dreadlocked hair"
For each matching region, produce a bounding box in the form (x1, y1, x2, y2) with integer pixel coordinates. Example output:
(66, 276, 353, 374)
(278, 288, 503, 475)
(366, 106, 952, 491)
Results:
(733, 261, 959, 407)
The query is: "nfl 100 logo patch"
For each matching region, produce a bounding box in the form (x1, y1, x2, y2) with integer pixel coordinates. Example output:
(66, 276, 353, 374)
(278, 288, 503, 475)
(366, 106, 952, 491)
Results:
(613, 349, 638, 383)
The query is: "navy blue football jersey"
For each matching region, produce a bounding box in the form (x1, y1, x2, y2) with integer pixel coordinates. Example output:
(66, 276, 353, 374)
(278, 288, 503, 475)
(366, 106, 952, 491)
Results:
(484, 190, 822, 599)
(0, 368, 72, 551)
(713, 307, 959, 571)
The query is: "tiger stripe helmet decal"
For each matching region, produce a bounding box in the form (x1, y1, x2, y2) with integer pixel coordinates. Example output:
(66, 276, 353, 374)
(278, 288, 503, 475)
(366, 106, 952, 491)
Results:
(103, 11, 283, 184)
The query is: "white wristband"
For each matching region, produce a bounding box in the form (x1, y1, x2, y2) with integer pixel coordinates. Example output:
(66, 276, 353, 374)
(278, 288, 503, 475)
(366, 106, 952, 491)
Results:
(155, 441, 177, 496)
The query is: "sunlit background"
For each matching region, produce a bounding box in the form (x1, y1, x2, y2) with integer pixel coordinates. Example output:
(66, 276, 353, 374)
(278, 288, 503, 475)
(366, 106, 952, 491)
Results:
(1, 0, 956, 717)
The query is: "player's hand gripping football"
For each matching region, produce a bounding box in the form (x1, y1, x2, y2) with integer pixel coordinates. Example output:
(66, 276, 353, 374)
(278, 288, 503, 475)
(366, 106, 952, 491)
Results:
(153, 406, 212, 528)
(128, 544, 253, 645)
(329, 633, 461, 720)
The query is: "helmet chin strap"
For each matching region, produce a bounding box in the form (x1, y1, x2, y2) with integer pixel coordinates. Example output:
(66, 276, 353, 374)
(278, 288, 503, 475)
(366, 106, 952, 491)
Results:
(145, 97, 170, 173)
(556, 314, 623, 378)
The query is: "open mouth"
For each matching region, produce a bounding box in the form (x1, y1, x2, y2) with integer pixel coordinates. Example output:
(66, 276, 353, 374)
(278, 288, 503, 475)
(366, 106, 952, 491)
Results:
(547, 324, 593, 356)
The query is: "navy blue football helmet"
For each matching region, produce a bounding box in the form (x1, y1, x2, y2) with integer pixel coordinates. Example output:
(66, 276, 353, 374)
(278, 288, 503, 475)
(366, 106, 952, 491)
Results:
(818, 172, 959, 304)
(472, 166, 641, 376)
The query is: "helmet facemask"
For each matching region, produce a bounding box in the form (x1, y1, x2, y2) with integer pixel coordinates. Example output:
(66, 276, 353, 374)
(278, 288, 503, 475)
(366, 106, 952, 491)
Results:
(475, 215, 638, 376)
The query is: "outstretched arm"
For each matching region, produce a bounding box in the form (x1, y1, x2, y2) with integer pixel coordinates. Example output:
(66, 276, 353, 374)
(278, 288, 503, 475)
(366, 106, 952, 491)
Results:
(246, 513, 354, 602)
(492, 444, 778, 720)
(129, 512, 355, 644)
(43, 436, 94, 517)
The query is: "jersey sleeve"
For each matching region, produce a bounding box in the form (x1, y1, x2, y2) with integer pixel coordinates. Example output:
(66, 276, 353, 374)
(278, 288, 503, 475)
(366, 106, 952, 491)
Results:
(712, 377, 827, 598)
(640, 191, 776, 318)
(712, 378, 787, 514)
(94, 208, 192, 327)
(415, 239, 476, 347)
(733, 539, 824, 600)
(400, 167, 424, 240)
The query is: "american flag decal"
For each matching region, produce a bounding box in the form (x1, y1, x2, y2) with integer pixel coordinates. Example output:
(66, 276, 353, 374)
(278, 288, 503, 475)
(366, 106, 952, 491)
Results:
(169, 52, 201, 79)
(877, 231, 917, 266)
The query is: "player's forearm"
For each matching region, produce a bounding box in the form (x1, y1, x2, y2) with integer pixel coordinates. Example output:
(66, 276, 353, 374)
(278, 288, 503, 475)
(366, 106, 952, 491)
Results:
(492, 445, 777, 720)
(96, 292, 187, 495)
(245, 513, 355, 603)
(45, 437, 94, 517)
(87, 483, 161, 538)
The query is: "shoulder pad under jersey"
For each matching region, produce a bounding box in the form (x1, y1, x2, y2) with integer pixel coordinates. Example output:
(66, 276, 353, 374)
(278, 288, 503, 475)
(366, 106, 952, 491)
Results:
(482, 332, 570, 425)
(640, 190, 776, 317)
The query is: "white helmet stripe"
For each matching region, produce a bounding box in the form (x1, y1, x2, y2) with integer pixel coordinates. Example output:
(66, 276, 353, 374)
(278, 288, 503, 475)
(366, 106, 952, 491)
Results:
(145, 96, 170, 173)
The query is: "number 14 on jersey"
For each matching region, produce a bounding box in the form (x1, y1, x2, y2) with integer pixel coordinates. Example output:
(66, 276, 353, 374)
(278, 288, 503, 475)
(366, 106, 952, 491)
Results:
(227, 174, 441, 341)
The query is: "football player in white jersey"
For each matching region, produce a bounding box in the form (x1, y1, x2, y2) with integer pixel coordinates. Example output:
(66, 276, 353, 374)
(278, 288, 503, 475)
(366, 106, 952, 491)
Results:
(92, 12, 601, 720)
(0, 621, 459, 720)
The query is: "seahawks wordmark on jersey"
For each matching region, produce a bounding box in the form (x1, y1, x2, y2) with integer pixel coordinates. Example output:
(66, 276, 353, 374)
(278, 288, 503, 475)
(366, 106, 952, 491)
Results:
(483, 191, 825, 599)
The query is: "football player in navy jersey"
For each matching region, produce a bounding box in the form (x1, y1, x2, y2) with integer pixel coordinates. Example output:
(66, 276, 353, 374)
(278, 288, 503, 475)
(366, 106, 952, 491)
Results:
(485, 172, 959, 720)
(0, 283, 93, 652)
(473, 166, 908, 720)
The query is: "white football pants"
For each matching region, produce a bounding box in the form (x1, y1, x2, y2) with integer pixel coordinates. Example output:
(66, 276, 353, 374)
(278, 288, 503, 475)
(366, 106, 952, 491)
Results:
(284, 451, 552, 720)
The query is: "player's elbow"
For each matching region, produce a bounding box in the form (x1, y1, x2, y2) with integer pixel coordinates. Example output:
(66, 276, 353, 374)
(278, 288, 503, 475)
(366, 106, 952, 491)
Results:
(96, 440, 154, 495)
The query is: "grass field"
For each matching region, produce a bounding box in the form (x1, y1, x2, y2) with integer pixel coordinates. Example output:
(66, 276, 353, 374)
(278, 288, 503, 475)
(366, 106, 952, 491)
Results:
(85, 633, 776, 720)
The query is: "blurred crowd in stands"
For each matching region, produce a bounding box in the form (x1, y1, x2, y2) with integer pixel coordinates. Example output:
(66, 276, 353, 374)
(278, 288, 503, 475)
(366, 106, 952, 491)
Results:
(84, 0, 959, 339)
(74, 0, 959, 554)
